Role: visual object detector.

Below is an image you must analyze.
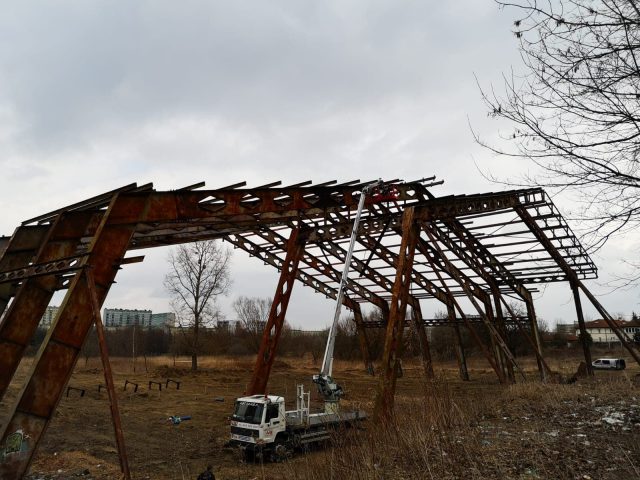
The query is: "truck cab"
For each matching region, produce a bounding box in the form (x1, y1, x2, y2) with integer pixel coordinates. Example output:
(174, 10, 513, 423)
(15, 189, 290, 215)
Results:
(230, 395, 286, 449)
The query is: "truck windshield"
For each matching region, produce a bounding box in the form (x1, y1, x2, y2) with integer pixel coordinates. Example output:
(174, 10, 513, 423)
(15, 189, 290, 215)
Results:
(232, 401, 264, 424)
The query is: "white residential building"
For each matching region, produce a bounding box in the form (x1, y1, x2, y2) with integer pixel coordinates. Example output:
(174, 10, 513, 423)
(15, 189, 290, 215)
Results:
(103, 308, 152, 328)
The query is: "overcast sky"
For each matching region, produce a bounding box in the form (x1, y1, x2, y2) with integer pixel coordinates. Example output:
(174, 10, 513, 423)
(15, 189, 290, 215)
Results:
(1, 1, 637, 329)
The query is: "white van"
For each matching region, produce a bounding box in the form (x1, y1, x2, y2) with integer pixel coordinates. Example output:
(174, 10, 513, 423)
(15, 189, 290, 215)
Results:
(592, 358, 626, 370)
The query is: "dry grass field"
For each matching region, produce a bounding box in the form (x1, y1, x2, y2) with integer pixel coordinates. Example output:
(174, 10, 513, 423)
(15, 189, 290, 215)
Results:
(1, 350, 639, 479)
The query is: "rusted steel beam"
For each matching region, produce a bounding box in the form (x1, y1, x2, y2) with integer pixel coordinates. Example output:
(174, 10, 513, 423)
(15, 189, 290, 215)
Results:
(576, 281, 640, 366)
(424, 220, 531, 300)
(515, 204, 640, 367)
(485, 298, 516, 383)
(447, 303, 469, 381)
(0, 236, 9, 258)
(421, 228, 507, 383)
(571, 280, 594, 375)
(412, 189, 545, 223)
(0, 255, 85, 284)
(225, 233, 340, 301)
(420, 220, 529, 381)
(0, 193, 150, 480)
(411, 301, 434, 379)
(415, 227, 514, 381)
(356, 232, 450, 305)
(374, 208, 419, 422)
(346, 299, 375, 375)
(0, 225, 51, 318)
(489, 289, 551, 381)
(418, 219, 545, 379)
(249, 228, 389, 310)
(247, 229, 307, 395)
(0, 212, 99, 401)
(361, 314, 523, 328)
(112, 183, 430, 225)
(491, 294, 515, 383)
(21, 182, 149, 226)
(85, 269, 130, 480)
(422, 227, 518, 381)
(520, 296, 549, 381)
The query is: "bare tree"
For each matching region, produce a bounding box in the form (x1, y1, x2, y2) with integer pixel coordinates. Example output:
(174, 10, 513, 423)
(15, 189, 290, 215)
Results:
(478, 1, 640, 260)
(164, 240, 232, 370)
(232, 296, 271, 353)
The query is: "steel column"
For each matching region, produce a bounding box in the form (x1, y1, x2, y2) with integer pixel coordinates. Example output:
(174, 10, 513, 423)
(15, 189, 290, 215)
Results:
(86, 269, 130, 480)
(571, 280, 594, 375)
(516, 204, 640, 367)
(246, 228, 307, 395)
(523, 295, 548, 381)
(411, 301, 434, 379)
(491, 296, 515, 383)
(0, 212, 98, 400)
(577, 281, 640, 367)
(495, 295, 551, 381)
(373, 208, 418, 422)
(347, 300, 375, 375)
(0, 226, 50, 318)
(0, 193, 150, 480)
(447, 303, 469, 381)
(422, 226, 520, 383)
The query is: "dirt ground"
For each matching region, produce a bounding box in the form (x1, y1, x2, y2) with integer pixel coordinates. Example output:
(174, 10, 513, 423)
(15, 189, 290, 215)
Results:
(1, 349, 639, 480)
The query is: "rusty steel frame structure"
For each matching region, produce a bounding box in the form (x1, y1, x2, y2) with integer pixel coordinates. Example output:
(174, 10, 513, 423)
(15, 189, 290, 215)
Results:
(0, 178, 637, 477)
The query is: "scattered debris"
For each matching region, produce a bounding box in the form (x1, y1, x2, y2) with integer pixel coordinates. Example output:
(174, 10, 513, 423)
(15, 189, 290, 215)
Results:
(167, 415, 192, 425)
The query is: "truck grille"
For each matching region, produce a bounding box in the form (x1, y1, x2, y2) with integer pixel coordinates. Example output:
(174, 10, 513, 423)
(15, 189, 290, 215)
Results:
(231, 426, 259, 438)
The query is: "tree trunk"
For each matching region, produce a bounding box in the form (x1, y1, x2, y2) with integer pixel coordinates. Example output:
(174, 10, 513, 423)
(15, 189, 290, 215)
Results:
(191, 353, 198, 371)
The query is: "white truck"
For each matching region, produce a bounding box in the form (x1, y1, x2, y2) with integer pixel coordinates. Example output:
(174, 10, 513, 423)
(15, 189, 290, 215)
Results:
(230, 385, 364, 461)
(230, 180, 382, 461)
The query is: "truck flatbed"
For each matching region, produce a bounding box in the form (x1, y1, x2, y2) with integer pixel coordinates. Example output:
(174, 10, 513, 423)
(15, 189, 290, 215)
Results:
(285, 409, 366, 428)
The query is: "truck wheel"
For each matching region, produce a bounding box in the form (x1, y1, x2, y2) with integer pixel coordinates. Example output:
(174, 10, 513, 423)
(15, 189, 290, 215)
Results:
(270, 440, 291, 462)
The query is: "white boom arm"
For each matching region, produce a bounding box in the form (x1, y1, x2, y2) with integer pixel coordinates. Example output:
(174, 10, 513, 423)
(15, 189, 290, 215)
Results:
(317, 179, 382, 384)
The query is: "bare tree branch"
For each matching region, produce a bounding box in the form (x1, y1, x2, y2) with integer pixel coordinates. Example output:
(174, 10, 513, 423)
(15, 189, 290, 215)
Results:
(478, 0, 640, 282)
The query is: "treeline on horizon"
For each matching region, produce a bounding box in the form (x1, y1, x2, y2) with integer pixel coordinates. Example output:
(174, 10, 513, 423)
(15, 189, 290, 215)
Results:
(26, 309, 555, 364)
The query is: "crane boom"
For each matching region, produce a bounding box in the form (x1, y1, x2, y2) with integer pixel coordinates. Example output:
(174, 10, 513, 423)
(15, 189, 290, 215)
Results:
(313, 179, 382, 406)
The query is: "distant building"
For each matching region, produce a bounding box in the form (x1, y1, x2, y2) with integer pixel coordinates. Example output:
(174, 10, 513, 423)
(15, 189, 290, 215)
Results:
(216, 319, 239, 331)
(150, 312, 176, 329)
(555, 322, 577, 336)
(103, 308, 152, 328)
(40, 306, 59, 328)
(577, 319, 640, 343)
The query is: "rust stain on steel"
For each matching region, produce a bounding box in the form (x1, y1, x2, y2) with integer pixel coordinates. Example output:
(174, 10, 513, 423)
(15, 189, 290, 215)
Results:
(0, 193, 152, 480)
(0, 225, 51, 317)
(0, 212, 99, 399)
(247, 228, 307, 395)
(19, 341, 78, 418)
(373, 207, 419, 422)
(112, 185, 421, 224)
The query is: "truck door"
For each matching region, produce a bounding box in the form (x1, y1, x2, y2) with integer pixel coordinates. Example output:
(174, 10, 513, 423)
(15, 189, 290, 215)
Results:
(263, 403, 284, 442)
